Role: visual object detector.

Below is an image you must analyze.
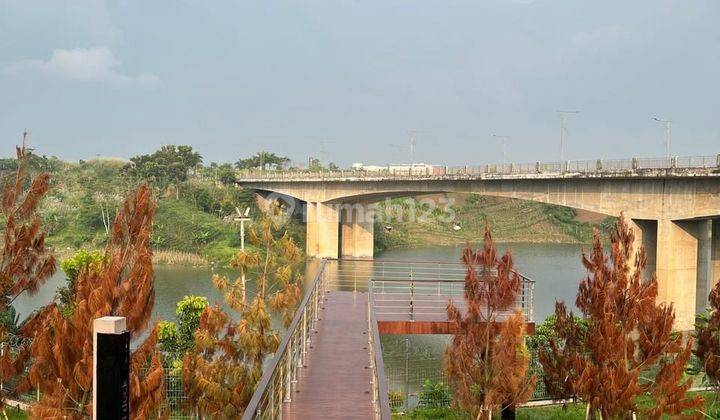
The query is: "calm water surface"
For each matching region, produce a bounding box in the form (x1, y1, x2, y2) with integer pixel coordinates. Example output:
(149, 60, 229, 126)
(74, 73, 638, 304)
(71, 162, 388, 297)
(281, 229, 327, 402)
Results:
(13, 244, 587, 400)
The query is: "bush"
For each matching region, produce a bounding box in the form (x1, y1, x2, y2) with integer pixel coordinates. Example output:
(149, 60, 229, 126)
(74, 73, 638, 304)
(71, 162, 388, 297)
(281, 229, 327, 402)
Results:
(158, 295, 209, 362)
(418, 379, 451, 409)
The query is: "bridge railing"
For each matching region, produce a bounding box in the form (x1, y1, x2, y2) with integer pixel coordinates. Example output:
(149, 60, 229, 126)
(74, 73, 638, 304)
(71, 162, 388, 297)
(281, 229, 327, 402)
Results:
(237, 154, 720, 181)
(368, 284, 393, 420)
(242, 259, 328, 420)
(369, 269, 535, 323)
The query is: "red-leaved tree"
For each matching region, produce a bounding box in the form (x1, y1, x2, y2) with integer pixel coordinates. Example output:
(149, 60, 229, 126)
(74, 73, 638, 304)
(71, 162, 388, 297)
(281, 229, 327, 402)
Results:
(541, 216, 703, 419)
(25, 184, 167, 419)
(695, 279, 720, 390)
(445, 229, 535, 419)
(0, 146, 56, 418)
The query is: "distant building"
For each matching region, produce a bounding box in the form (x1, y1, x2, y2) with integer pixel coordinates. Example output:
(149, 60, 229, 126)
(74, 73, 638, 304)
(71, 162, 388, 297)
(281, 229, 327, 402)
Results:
(351, 162, 441, 175)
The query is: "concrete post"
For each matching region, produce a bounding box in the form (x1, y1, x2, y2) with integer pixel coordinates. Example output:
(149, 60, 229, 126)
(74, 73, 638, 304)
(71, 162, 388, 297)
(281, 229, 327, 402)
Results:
(352, 204, 375, 258)
(713, 220, 720, 288)
(315, 202, 339, 258)
(697, 220, 713, 312)
(629, 219, 657, 278)
(656, 220, 699, 330)
(341, 207, 355, 257)
(93, 316, 130, 420)
(305, 202, 318, 257)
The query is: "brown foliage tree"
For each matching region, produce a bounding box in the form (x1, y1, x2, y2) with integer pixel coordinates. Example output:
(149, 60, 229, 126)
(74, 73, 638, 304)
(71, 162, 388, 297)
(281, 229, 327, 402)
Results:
(444, 229, 535, 419)
(0, 146, 56, 418)
(26, 184, 167, 419)
(695, 280, 720, 389)
(541, 216, 702, 419)
(182, 204, 303, 417)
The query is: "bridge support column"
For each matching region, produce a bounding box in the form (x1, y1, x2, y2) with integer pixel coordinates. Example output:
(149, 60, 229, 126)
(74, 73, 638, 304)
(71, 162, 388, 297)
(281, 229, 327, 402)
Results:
(656, 220, 699, 331)
(697, 220, 713, 312)
(339, 204, 375, 258)
(629, 219, 657, 278)
(713, 220, 720, 290)
(306, 202, 339, 259)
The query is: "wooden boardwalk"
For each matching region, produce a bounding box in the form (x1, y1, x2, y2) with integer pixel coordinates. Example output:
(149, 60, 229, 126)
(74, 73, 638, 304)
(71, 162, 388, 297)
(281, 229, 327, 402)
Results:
(284, 291, 374, 419)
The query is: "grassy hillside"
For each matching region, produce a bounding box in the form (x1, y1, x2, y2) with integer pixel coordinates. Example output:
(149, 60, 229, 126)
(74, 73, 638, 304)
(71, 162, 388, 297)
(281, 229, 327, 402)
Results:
(8, 158, 260, 265)
(374, 194, 615, 253)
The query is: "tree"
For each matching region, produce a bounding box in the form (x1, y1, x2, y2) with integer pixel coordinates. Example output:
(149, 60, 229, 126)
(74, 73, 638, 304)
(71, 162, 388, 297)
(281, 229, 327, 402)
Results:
(444, 229, 535, 419)
(235, 152, 289, 170)
(695, 280, 720, 390)
(0, 146, 57, 418)
(125, 145, 202, 195)
(182, 204, 303, 417)
(541, 216, 703, 419)
(216, 163, 236, 185)
(26, 184, 167, 419)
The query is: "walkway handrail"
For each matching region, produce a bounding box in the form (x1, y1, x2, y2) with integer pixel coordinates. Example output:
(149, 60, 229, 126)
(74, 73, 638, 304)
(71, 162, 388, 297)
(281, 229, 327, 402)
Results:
(237, 154, 720, 182)
(368, 282, 392, 420)
(370, 272, 535, 323)
(242, 259, 328, 420)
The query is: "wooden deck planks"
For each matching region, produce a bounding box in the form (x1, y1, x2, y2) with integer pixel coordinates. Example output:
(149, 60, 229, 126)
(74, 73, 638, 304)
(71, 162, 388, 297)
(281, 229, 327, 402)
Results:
(283, 291, 375, 419)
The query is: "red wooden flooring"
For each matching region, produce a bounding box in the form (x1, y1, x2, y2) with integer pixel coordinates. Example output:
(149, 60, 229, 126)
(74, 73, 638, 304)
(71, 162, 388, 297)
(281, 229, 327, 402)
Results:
(283, 291, 375, 419)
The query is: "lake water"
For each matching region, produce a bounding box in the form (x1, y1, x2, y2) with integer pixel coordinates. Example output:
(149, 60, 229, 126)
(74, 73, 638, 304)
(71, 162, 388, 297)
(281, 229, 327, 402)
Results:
(13, 243, 588, 403)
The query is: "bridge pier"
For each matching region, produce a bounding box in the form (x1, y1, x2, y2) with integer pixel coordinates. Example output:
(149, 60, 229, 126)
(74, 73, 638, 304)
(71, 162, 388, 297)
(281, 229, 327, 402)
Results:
(713, 220, 720, 291)
(656, 220, 700, 330)
(306, 202, 339, 258)
(339, 203, 374, 258)
(697, 220, 714, 312)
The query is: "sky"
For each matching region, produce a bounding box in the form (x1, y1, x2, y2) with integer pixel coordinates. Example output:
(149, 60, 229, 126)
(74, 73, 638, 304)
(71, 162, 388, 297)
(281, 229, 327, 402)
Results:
(1, 0, 719, 167)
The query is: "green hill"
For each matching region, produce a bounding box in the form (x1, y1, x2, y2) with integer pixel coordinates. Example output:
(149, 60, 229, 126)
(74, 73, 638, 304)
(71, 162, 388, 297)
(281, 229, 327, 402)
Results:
(374, 194, 615, 253)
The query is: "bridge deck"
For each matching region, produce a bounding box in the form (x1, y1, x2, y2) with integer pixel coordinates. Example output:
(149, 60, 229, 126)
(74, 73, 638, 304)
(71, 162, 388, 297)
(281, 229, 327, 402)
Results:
(284, 290, 374, 419)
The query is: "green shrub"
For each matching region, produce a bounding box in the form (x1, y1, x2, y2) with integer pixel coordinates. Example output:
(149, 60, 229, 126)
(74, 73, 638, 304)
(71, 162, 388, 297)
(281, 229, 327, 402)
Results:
(418, 379, 451, 409)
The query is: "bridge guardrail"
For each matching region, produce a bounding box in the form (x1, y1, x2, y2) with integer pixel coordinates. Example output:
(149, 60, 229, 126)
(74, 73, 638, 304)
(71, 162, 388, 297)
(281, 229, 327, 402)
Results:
(242, 259, 328, 420)
(236, 154, 720, 181)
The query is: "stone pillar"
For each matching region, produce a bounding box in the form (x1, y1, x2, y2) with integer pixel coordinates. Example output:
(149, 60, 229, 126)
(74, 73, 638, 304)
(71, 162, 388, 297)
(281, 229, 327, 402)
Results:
(697, 220, 713, 312)
(629, 219, 657, 278)
(352, 204, 375, 258)
(337, 203, 374, 258)
(713, 220, 720, 289)
(315, 202, 339, 259)
(341, 208, 355, 257)
(656, 220, 699, 331)
(305, 202, 318, 257)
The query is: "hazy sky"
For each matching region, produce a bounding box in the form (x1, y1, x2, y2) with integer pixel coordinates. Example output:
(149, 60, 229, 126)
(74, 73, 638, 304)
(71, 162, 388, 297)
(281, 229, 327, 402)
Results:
(1, 0, 719, 166)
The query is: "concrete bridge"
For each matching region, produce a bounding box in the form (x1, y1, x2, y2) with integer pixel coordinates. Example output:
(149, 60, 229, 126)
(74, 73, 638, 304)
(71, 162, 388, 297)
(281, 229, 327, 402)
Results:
(237, 155, 720, 329)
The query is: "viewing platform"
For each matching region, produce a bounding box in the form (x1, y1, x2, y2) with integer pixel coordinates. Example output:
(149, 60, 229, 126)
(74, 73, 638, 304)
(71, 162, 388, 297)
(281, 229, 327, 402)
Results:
(242, 259, 535, 420)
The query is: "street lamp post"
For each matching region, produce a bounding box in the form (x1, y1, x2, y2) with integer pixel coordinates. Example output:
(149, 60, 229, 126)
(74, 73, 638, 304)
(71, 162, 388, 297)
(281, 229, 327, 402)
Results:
(235, 207, 251, 251)
(652, 117, 672, 159)
(491, 134, 509, 166)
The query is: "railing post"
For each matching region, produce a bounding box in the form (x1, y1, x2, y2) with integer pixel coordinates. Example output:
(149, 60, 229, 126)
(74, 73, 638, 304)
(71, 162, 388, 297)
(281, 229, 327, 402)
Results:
(716, 154, 720, 168)
(671, 156, 678, 169)
(301, 312, 307, 365)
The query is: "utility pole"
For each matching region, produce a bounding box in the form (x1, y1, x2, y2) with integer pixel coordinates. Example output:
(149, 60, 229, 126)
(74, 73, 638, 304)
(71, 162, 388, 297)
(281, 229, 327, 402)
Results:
(319, 140, 336, 170)
(652, 117, 672, 159)
(491, 134, 509, 166)
(557, 110, 579, 162)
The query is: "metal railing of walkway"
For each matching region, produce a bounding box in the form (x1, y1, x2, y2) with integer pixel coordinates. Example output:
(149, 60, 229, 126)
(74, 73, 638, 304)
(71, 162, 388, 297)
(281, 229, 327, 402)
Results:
(237, 154, 720, 181)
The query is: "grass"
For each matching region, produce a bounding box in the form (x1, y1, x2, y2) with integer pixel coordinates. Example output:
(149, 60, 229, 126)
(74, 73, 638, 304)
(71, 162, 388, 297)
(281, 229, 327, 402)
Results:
(375, 194, 614, 252)
(395, 391, 720, 419)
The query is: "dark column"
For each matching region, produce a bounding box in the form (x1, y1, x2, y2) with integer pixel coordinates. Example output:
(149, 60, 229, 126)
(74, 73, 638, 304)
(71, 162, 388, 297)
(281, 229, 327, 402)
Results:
(93, 316, 130, 420)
